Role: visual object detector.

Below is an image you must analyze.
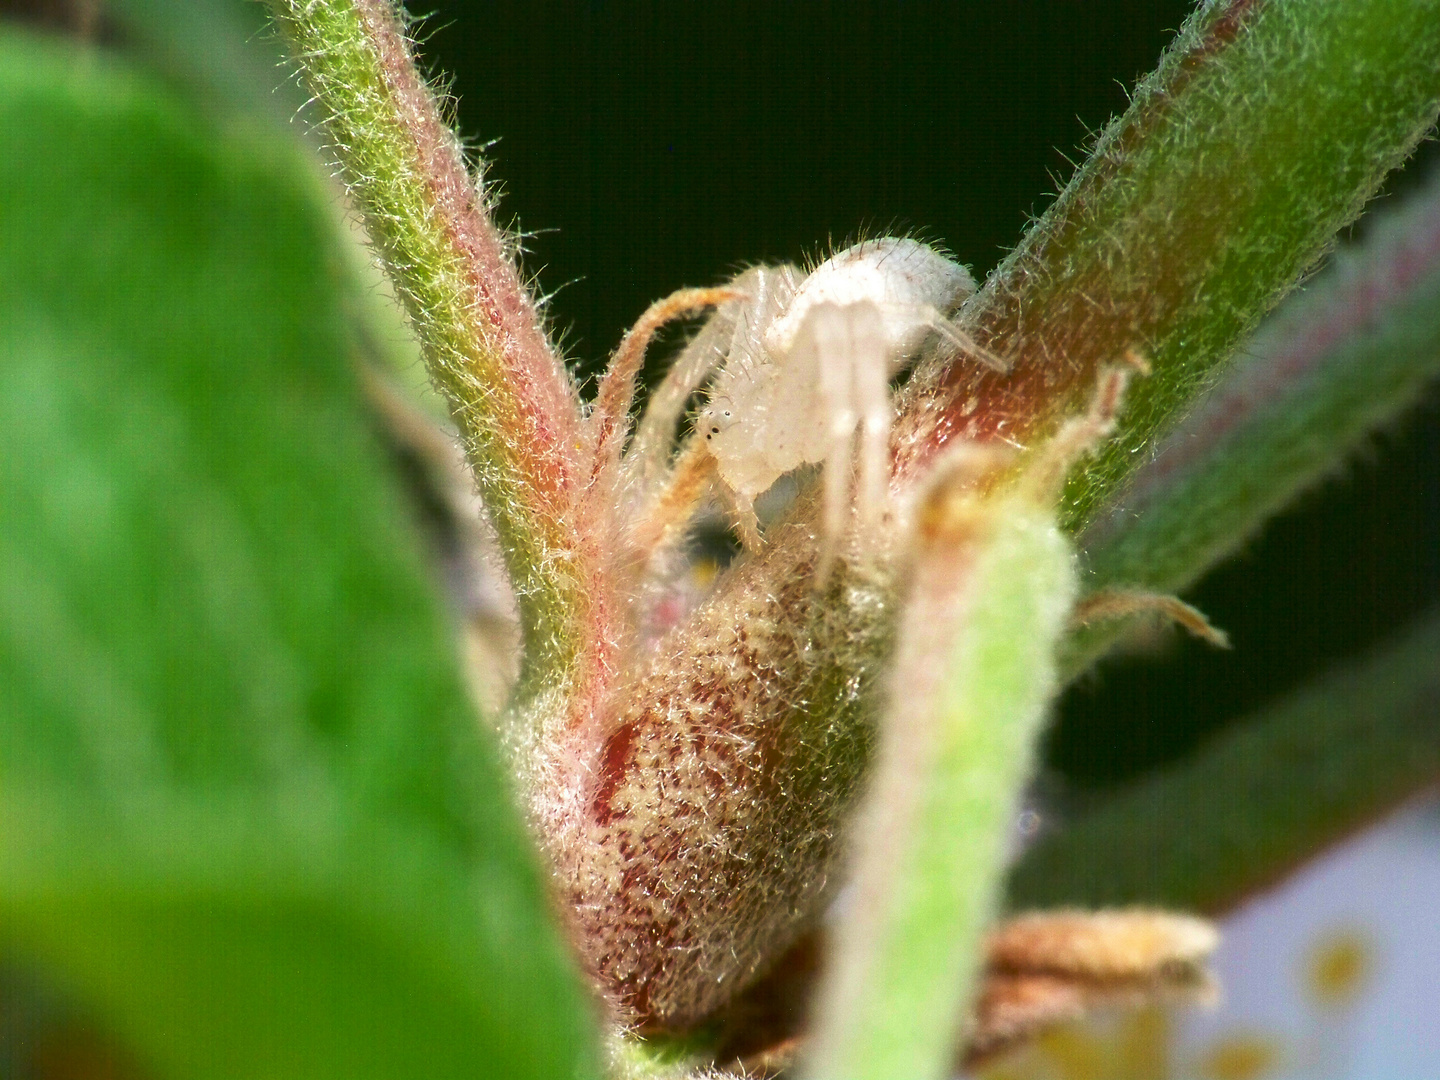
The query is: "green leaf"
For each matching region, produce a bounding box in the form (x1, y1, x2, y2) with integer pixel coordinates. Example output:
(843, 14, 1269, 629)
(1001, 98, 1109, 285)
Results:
(264, 0, 602, 710)
(913, 0, 1440, 526)
(0, 29, 596, 1080)
(1063, 0, 1440, 521)
(1065, 170, 1440, 675)
(804, 491, 1077, 1080)
(1011, 607, 1440, 914)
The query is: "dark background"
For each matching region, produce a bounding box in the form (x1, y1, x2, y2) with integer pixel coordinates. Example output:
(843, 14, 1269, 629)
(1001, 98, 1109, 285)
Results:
(10, 0, 1440, 796)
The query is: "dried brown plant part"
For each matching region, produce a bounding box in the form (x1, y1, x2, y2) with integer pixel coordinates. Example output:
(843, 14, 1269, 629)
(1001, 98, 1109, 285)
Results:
(963, 967, 1217, 1071)
(1071, 589, 1231, 648)
(965, 909, 1218, 1067)
(705, 912, 1216, 1077)
(984, 908, 1218, 979)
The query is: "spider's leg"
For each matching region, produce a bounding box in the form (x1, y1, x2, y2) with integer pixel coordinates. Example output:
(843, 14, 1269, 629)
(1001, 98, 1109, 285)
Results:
(910, 303, 1010, 373)
(715, 479, 764, 553)
(628, 265, 804, 498)
(850, 301, 895, 537)
(591, 285, 741, 477)
(625, 299, 737, 492)
(803, 301, 877, 578)
(630, 441, 719, 558)
(819, 425, 853, 579)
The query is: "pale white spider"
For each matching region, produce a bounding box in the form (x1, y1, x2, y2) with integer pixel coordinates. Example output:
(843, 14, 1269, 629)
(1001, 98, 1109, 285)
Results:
(700, 238, 1003, 557)
(598, 237, 1005, 574)
(588, 264, 1226, 632)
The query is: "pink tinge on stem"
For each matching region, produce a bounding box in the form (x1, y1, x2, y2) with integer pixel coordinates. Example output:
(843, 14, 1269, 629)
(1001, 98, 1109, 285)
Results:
(355, 0, 584, 500)
(893, 0, 1271, 483)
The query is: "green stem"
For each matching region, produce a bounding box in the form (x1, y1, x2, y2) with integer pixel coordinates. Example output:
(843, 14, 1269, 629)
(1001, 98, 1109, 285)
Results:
(264, 0, 618, 711)
(899, 0, 1440, 529)
(1065, 169, 1440, 674)
(1011, 607, 1440, 914)
(803, 493, 1076, 1080)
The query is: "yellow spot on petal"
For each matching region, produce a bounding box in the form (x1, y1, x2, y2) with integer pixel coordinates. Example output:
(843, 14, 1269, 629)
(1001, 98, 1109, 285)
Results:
(1304, 928, 1372, 1008)
(1037, 1025, 1111, 1080)
(1116, 1006, 1170, 1080)
(1201, 1032, 1281, 1080)
(975, 1063, 1039, 1080)
(689, 555, 720, 590)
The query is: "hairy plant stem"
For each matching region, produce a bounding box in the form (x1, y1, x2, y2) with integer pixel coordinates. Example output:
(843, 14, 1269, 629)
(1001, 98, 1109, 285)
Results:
(1066, 167, 1440, 675)
(899, 0, 1440, 526)
(264, 0, 620, 719)
(265, 0, 1440, 1061)
(581, 0, 1440, 1037)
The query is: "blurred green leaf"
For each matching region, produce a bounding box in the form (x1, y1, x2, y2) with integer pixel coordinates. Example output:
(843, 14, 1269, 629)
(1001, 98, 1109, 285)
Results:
(805, 497, 1076, 1080)
(1065, 168, 1440, 678)
(0, 28, 597, 1080)
(1012, 607, 1440, 914)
